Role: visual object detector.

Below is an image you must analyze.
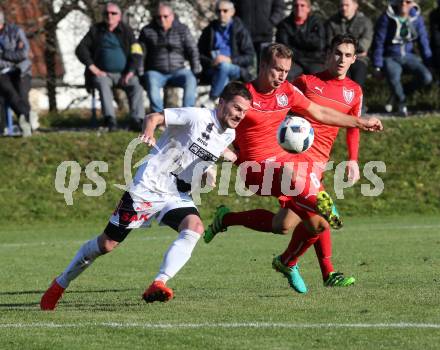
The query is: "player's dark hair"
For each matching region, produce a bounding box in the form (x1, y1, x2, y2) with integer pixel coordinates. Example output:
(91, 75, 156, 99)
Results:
(220, 81, 252, 103)
(330, 33, 358, 53)
(260, 43, 293, 66)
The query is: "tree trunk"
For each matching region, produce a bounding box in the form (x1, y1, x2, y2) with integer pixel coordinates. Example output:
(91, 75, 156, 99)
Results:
(44, 21, 58, 112)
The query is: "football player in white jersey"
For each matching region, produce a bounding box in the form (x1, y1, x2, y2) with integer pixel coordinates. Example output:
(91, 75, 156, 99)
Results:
(40, 82, 252, 309)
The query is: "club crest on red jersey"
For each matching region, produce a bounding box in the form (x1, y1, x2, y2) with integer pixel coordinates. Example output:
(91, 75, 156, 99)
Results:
(343, 87, 355, 104)
(276, 93, 288, 107)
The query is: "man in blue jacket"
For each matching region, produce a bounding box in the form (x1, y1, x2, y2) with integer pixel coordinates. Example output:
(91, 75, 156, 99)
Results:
(198, 0, 255, 107)
(372, 0, 432, 116)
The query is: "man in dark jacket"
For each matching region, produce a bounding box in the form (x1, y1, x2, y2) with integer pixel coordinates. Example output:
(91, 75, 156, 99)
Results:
(75, 2, 144, 130)
(0, 9, 33, 136)
(233, 0, 285, 65)
(138, 2, 201, 113)
(372, 0, 432, 116)
(276, 0, 326, 80)
(326, 0, 373, 88)
(430, 0, 440, 82)
(198, 0, 255, 106)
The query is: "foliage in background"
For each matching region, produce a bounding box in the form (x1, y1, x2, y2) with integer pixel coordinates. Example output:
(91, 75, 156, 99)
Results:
(1, 116, 439, 226)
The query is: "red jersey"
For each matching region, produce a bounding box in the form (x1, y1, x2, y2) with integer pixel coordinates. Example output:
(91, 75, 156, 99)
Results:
(293, 71, 363, 163)
(234, 80, 311, 163)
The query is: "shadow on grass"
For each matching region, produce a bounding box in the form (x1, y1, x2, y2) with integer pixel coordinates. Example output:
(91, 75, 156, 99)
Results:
(0, 301, 142, 311)
(0, 288, 137, 296)
(0, 302, 40, 309)
(0, 288, 140, 310)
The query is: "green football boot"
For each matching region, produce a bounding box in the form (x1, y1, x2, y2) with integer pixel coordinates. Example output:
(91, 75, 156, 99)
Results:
(272, 256, 307, 294)
(203, 205, 230, 243)
(316, 191, 343, 230)
(324, 272, 355, 287)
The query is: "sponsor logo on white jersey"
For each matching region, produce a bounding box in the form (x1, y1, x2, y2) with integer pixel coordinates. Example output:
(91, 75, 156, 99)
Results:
(343, 87, 355, 104)
(276, 93, 288, 107)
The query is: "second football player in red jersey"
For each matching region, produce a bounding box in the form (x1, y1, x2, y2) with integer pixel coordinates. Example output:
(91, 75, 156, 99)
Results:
(275, 34, 363, 291)
(204, 36, 376, 292)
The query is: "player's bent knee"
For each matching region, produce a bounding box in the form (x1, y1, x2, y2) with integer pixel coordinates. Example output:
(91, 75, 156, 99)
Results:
(98, 233, 120, 253)
(178, 214, 204, 234)
(272, 222, 292, 235)
(272, 208, 300, 235)
(304, 216, 329, 234)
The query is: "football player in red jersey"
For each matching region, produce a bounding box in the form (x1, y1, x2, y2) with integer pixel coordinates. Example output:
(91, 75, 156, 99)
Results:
(204, 36, 378, 292)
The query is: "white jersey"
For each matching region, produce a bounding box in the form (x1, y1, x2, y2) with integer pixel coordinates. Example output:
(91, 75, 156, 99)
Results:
(130, 107, 235, 199)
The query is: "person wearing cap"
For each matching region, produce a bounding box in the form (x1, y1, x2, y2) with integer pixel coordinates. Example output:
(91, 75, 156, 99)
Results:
(75, 2, 145, 131)
(0, 8, 33, 136)
(198, 0, 255, 108)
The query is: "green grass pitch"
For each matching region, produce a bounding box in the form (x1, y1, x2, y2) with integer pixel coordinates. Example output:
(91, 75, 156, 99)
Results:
(1, 215, 439, 349)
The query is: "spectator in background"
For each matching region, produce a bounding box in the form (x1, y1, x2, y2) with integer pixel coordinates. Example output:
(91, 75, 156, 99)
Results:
(0, 9, 32, 137)
(75, 2, 144, 131)
(138, 2, 201, 113)
(276, 0, 326, 81)
(430, 0, 440, 83)
(372, 0, 432, 117)
(232, 0, 285, 66)
(198, 0, 255, 108)
(326, 0, 373, 89)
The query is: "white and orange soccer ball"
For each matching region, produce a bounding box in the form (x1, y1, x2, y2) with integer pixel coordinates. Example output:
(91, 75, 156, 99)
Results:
(277, 116, 314, 153)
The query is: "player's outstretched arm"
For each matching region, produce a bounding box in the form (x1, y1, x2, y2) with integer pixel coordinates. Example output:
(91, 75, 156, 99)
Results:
(139, 112, 165, 146)
(307, 102, 383, 131)
(346, 160, 360, 185)
(222, 147, 238, 163)
(346, 128, 360, 184)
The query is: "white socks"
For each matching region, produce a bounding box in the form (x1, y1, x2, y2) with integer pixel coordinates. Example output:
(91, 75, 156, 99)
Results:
(56, 236, 103, 289)
(55, 229, 201, 289)
(154, 229, 201, 283)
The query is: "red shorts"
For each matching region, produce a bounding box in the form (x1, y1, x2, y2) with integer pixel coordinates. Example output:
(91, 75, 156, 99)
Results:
(279, 160, 327, 220)
(239, 153, 325, 217)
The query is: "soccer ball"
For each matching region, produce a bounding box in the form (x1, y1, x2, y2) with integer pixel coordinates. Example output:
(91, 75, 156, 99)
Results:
(277, 116, 314, 153)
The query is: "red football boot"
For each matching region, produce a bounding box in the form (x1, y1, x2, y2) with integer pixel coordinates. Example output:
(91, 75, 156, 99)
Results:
(142, 281, 174, 303)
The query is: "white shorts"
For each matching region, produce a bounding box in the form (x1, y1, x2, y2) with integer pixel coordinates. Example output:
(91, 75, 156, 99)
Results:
(109, 190, 197, 230)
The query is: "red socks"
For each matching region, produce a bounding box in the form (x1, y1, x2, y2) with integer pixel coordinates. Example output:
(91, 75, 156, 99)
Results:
(223, 208, 335, 281)
(280, 222, 320, 267)
(313, 228, 334, 280)
(223, 209, 274, 232)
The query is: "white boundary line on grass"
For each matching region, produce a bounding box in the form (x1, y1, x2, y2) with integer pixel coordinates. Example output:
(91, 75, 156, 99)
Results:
(1, 322, 440, 329)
